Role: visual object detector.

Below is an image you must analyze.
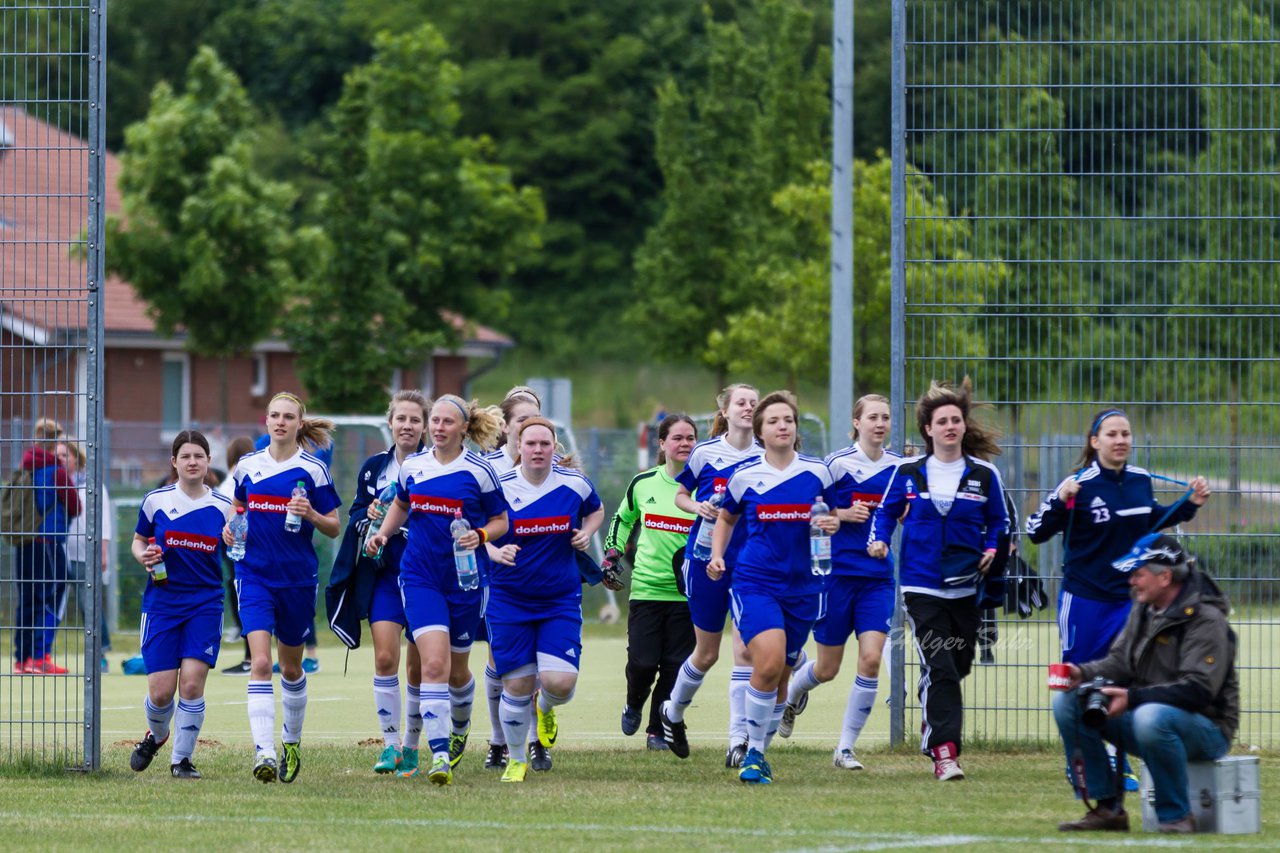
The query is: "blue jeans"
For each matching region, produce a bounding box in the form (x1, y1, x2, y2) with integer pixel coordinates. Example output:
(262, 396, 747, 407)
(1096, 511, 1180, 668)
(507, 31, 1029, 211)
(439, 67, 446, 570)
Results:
(12, 539, 68, 661)
(1053, 689, 1229, 822)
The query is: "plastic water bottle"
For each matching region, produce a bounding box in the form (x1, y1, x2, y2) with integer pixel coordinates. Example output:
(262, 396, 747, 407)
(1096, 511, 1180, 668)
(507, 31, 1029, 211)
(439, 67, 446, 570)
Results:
(810, 495, 832, 576)
(284, 480, 307, 533)
(691, 491, 725, 561)
(363, 482, 398, 559)
(228, 507, 249, 561)
(148, 536, 168, 585)
(450, 509, 480, 591)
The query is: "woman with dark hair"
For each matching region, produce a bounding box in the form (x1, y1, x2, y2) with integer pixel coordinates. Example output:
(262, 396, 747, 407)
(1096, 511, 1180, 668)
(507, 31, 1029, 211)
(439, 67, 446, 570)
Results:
(868, 378, 1008, 782)
(223, 392, 342, 784)
(606, 414, 699, 750)
(704, 390, 839, 784)
(129, 430, 233, 779)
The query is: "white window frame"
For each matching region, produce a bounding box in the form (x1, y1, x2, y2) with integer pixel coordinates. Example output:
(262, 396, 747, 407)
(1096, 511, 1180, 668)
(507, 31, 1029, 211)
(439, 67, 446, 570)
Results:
(160, 351, 191, 442)
(250, 352, 269, 398)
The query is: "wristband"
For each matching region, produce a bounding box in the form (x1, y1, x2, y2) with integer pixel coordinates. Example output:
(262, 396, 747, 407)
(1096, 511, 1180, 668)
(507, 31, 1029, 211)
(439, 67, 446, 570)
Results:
(477, 528, 488, 545)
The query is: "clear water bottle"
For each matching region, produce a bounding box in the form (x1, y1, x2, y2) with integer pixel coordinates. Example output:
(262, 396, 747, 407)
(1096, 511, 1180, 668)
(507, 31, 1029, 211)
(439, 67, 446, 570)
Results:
(450, 509, 480, 591)
(284, 480, 307, 533)
(363, 482, 398, 560)
(691, 490, 725, 561)
(809, 495, 832, 576)
(228, 507, 249, 561)
(148, 536, 168, 585)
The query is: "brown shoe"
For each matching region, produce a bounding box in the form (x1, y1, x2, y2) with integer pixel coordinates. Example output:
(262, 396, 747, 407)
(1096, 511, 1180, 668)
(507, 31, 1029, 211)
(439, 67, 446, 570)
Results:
(1157, 814, 1196, 834)
(1057, 806, 1130, 832)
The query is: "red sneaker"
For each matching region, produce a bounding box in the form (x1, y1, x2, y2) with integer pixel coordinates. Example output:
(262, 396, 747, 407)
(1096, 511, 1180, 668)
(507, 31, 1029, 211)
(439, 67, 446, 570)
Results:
(930, 741, 965, 781)
(33, 656, 69, 675)
(12, 657, 36, 674)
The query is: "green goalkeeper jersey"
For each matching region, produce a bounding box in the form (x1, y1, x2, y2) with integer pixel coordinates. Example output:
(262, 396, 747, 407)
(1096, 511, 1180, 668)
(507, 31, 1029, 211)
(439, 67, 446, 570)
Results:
(605, 465, 695, 602)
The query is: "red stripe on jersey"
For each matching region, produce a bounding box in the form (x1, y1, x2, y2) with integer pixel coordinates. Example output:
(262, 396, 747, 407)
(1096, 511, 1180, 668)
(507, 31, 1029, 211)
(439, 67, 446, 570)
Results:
(644, 514, 694, 534)
(756, 504, 811, 522)
(410, 495, 464, 515)
(161, 531, 219, 554)
(848, 491, 884, 507)
(513, 516, 571, 536)
(247, 494, 290, 514)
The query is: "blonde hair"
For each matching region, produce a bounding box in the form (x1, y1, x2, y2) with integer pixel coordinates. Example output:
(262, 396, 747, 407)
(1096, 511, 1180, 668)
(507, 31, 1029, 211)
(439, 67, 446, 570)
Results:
(849, 393, 891, 442)
(386, 389, 430, 421)
(513, 417, 581, 470)
(56, 439, 87, 468)
(915, 377, 1001, 460)
(710, 383, 758, 437)
(34, 417, 64, 447)
(269, 391, 335, 452)
(752, 390, 801, 451)
(435, 394, 504, 452)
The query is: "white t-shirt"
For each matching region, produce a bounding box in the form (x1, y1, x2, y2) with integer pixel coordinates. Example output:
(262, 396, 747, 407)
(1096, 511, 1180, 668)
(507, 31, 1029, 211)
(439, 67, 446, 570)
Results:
(925, 456, 966, 517)
(65, 481, 112, 564)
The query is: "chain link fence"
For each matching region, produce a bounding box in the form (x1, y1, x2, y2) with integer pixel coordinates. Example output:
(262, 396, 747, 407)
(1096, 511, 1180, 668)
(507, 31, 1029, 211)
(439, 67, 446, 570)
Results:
(890, 0, 1279, 747)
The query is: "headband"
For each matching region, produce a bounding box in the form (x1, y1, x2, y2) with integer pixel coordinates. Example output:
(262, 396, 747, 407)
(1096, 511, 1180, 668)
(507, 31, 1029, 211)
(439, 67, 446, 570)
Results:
(439, 396, 470, 422)
(517, 417, 557, 441)
(271, 392, 306, 415)
(1090, 409, 1126, 436)
(505, 389, 541, 408)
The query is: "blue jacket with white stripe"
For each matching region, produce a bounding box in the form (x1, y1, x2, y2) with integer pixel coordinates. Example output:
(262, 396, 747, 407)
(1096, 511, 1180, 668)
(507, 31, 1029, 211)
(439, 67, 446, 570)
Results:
(1025, 461, 1199, 603)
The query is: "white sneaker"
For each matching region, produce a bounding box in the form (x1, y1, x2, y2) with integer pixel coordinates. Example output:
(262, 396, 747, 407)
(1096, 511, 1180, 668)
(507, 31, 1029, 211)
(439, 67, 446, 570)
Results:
(832, 748, 864, 770)
(933, 757, 965, 781)
(777, 692, 807, 739)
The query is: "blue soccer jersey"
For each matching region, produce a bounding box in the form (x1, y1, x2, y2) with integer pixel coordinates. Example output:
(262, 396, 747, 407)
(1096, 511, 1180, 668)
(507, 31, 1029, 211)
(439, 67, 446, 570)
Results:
(233, 448, 341, 588)
(676, 435, 764, 562)
(135, 484, 233, 615)
(721, 455, 838, 596)
(489, 465, 603, 610)
(396, 447, 507, 590)
(484, 446, 561, 477)
(824, 445, 904, 579)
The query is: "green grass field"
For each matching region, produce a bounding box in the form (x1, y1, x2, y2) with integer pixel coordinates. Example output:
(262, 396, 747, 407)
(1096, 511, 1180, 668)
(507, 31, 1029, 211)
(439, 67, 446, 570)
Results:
(3, 625, 1278, 851)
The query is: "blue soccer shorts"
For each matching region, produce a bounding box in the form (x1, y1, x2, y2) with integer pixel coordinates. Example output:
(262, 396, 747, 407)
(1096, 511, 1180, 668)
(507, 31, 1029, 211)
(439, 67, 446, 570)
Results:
(399, 578, 486, 653)
(730, 585, 821, 667)
(813, 575, 894, 646)
(236, 579, 317, 647)
(485, 598, 583, 677)
(682, 556, 733, 633)
(1058, 589, 1131, 665)
(140, 609, 222, 673)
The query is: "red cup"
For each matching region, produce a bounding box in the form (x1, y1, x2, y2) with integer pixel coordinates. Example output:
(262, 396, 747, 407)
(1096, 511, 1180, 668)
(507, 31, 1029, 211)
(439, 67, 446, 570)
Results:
(1047, 663, 1073, 691)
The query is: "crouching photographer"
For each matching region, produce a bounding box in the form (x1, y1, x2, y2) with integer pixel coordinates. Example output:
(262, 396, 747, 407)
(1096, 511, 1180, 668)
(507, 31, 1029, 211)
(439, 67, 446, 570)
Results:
(1052, 533, 1238, 835)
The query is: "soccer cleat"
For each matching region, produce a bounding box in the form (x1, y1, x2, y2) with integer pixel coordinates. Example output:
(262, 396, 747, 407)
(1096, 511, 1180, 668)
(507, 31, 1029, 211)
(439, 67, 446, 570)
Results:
(738, 748, 771, 785)
(253, 754, 278, 783)
(170, 758, 202, 779)
(620, 705, 642, 736)
(725, 742, 747, 768)
(500, 760, 528, 783)
(659, 703, 690, 759)
(427, 754, 453, 786)
(760, 755, 774, 783)
(536, 702, 558, 748)
(279, 741, 302, 783)
(646, 733, 669, 751)
(397, 747, 420, 778)
(302, 656, 321, 674)
(484, 742, 509, 770)
(130, 731, 165, 772)
(778, 691, 808, 739)
(374, 744, 402, 774)
(529, 741, 553, 772)
(221, 660, 252, 675)
(32, 655, 68, 675)
(448, 725, 470, 768)
(832, 748, 865, 770)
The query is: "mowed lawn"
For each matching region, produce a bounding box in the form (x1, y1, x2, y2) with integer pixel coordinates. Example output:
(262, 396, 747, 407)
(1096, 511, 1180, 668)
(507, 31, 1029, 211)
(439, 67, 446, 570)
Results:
(2, 629, 1278, 851)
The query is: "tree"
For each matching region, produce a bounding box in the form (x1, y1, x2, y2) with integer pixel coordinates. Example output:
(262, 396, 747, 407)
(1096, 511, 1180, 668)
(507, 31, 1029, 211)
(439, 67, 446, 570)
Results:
(105, 47, 300, 422)
(287, 24, 544, 412)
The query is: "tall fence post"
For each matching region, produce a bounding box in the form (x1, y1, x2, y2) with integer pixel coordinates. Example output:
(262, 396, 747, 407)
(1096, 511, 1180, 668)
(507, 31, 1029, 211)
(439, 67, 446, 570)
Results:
(888, 0, 908, 749)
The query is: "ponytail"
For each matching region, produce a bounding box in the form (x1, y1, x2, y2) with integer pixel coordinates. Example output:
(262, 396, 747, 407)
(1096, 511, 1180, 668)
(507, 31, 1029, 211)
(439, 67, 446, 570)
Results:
(269, 391, 334, 452)
(436, 394, 504, 452)
(710, 383, 758, 437)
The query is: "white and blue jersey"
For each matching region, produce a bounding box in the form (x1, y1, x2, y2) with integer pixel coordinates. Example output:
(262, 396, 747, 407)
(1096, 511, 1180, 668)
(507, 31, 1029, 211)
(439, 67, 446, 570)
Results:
(489, 466, 602, 611)
(824, 445, 904, 579)
(483, 446, 520, 477)
(134, 485, 232, 615)
(233, 448, 341, 588)
(396, 447, 507, 591)
(676, 435, 764, 563)
(721, 455, 838, 598)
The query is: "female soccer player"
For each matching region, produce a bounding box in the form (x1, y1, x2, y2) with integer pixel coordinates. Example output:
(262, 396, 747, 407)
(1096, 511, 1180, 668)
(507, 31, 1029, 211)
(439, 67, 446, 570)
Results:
(705, 391, 838, 784)
(607, 415, 698, 750)
(224, 392, 341, 784)
(660, 384, 762, 766)
(327, 390, 428, 776)
(365, 394, 507, 786)
(777, 394, 904, 770)
(130, 430, 233, 779)
(486, 418, 604, 782)
(868, 379, 1008, 781)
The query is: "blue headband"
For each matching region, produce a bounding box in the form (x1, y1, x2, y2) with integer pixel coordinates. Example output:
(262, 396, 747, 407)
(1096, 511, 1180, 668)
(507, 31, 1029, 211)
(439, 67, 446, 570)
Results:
(1091, 409, 1126, 436)
(441, 397, 469, 422)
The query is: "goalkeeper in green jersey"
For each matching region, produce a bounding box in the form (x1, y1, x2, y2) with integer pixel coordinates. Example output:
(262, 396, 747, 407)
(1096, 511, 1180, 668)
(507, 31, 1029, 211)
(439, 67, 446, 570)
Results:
(603, 415, 699, 750)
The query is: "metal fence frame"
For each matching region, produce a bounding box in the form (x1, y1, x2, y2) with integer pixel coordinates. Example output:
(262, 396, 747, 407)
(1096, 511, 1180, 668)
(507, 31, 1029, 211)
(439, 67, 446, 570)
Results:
(889, 0, 1279, 748)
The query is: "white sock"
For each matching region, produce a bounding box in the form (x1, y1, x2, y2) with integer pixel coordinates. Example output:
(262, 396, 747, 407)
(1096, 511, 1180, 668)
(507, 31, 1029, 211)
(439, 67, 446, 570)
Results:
(787, 660, 822, 704)
(281, 675, 307, 744)
(729, 666, 751, 744)
(664, 660, 706, 724)
(373, 674, 401, 748)
(421, 683, 450, 759)
(744, 685, 777, 754)
(764, 701, 786, 751)
(247, 680, 276, 758)
(500, 691, 533, 763)
(144, 697, 174, 743)
(171, 698, 204, 762)
(404, 684, 423, 750)
(450, 676, 475, 737)
(840, 675, 878, 751)
(485, 666, 506, 746)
